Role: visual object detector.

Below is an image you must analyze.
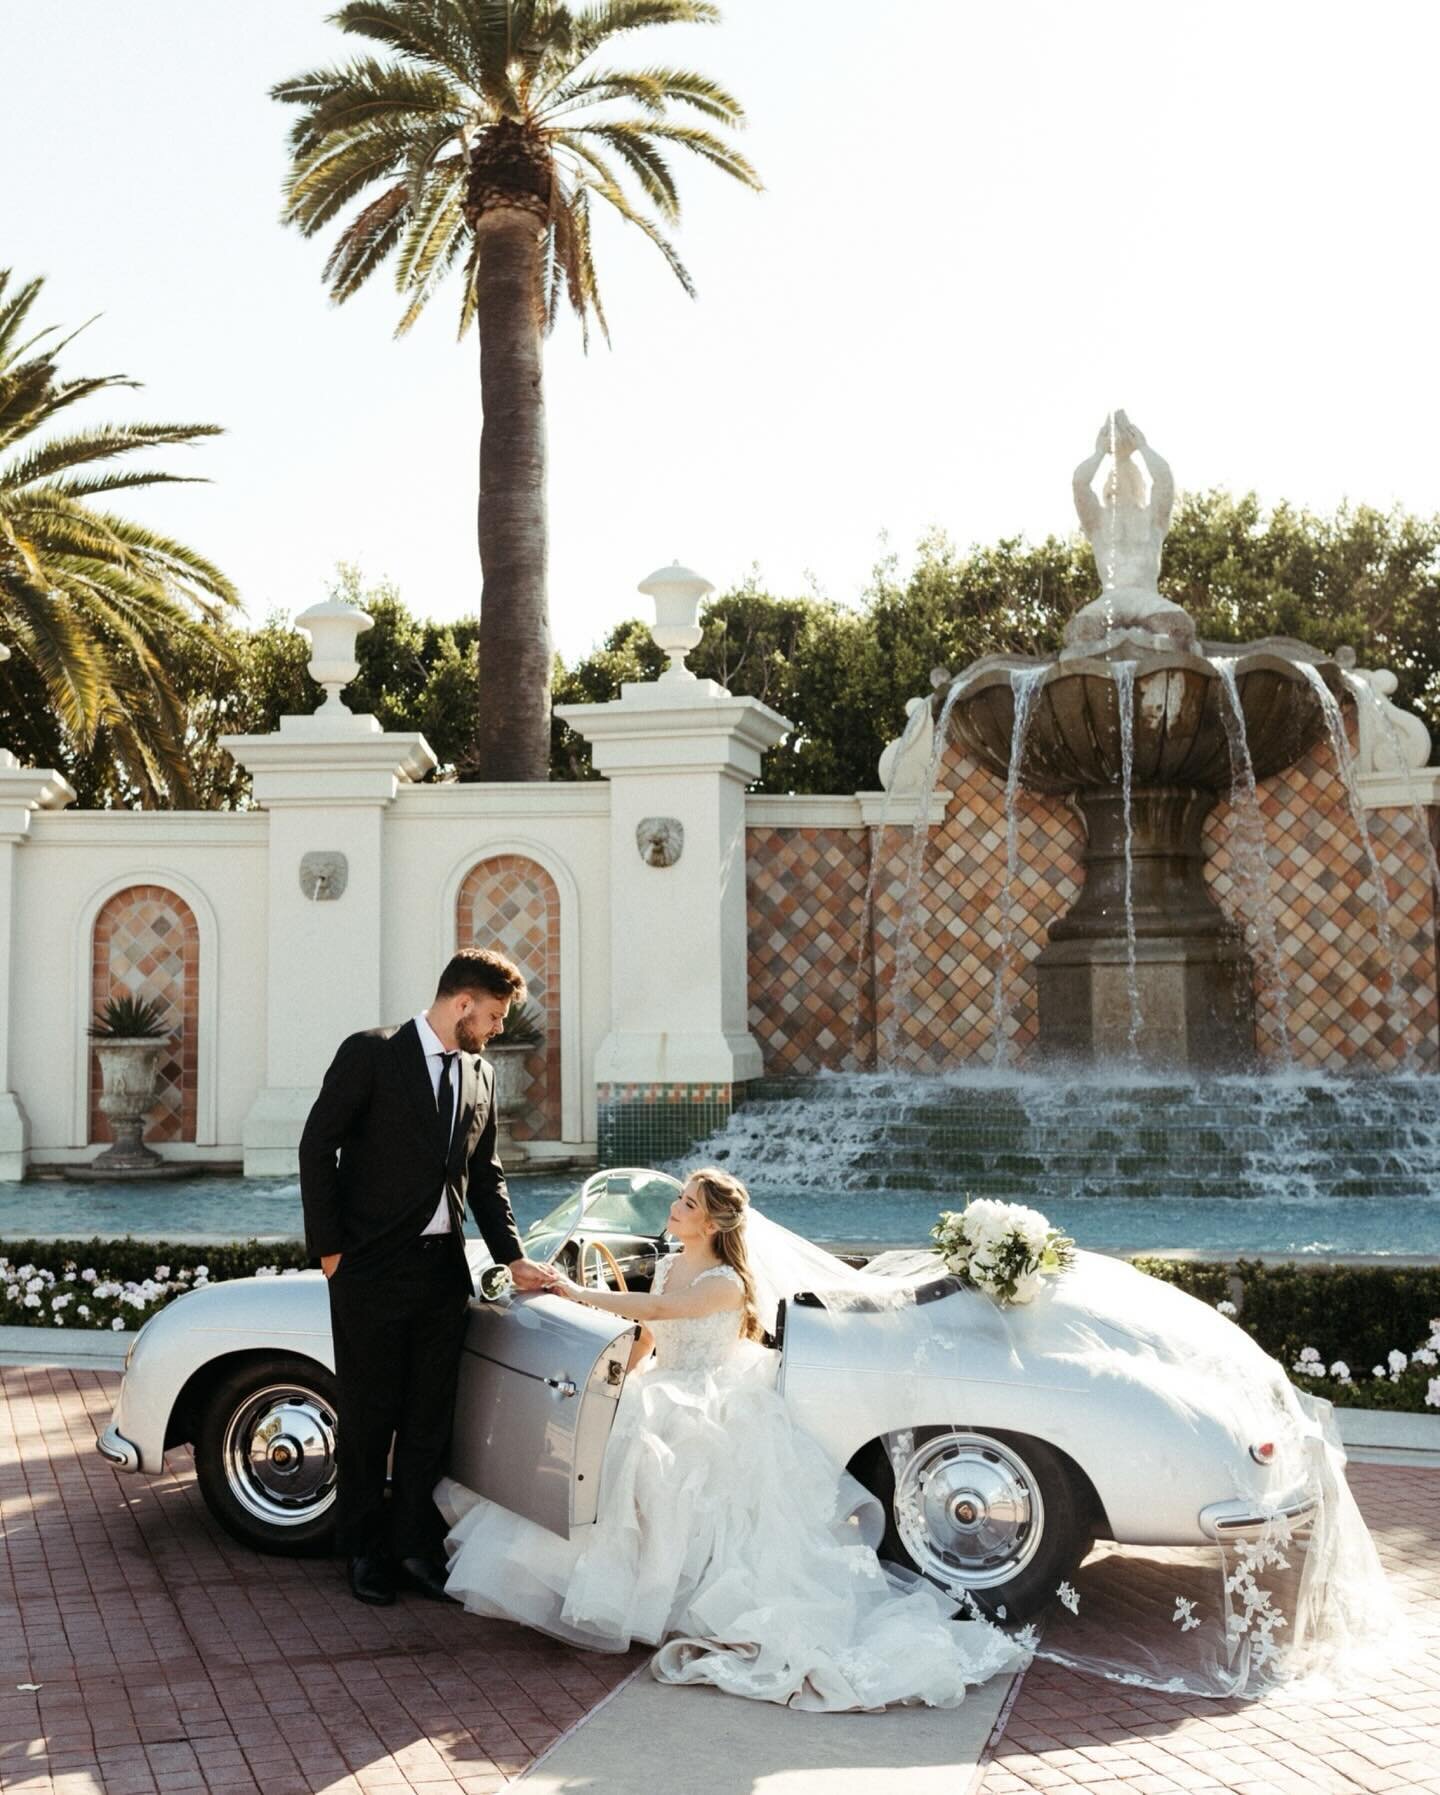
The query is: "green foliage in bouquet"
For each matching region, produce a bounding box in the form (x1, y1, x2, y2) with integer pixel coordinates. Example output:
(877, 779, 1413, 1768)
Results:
(932, 1199, 1076, 1306)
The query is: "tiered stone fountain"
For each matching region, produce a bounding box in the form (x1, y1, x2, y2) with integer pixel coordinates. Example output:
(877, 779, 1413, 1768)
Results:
(942, 413, 1343, 1068)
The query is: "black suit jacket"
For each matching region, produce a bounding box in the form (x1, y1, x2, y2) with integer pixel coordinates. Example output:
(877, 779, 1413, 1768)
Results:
(298, 1020, 524, 1278)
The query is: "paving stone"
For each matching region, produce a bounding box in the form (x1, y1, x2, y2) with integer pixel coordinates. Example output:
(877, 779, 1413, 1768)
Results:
(1, 1366, 643, 1795)
(978, 1461, 1440, 1795)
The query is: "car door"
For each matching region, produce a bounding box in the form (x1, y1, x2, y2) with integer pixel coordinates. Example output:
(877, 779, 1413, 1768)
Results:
(449, 1292, 636, 1539)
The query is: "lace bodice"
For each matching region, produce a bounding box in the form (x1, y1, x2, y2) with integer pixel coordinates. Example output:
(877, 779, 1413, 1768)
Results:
(649, 1256, 744, 1373)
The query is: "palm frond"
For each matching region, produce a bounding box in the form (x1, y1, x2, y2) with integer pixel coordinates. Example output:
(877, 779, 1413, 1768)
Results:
(571, 1, 720, 61)
(583, 123, 680, 217)
(3, 422, 222, 490)
(323, 181, 414, 301)
(539, 63, 744, 124)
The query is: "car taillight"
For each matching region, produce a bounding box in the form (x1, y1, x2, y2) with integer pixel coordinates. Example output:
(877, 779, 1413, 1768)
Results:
(1249, 1441, 1275, 1465)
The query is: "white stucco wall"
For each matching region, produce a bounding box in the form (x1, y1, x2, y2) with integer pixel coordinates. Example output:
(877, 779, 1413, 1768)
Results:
(2, 783, 618, 1172)
(11, 812, 268, 1161)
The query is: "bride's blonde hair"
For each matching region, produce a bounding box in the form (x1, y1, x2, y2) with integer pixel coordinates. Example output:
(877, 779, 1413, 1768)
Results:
(687, 1166, 764, 1342)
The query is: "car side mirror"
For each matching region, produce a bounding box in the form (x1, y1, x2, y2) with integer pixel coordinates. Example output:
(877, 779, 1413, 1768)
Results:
(478, 1263, 513, 1303)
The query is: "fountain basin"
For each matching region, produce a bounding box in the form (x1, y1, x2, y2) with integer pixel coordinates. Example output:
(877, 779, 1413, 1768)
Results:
(944, 641, 1342, 793)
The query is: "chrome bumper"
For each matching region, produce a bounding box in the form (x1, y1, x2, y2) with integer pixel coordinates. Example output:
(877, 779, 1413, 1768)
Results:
(1198, 1491, 1317, 1541)
(96, 1423, 140, 1472)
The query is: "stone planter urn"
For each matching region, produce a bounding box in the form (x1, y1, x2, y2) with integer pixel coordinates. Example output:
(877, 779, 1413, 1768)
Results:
(487, 1043, 534, 1168)
(91, 1038, 172, 1176)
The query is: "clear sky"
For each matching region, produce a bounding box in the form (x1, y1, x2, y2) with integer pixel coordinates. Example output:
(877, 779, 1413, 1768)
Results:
(6, 1, 1439, 660)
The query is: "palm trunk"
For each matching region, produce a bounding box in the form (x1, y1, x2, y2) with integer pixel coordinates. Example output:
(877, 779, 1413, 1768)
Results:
(472, 206, 550, 781)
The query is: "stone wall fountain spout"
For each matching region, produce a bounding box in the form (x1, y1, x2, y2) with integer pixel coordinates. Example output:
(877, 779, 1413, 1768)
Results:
(940, 412, 1344, 1068)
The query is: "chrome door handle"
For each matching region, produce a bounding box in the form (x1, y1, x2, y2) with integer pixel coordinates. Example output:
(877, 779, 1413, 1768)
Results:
(546, 1377, 578, 1399)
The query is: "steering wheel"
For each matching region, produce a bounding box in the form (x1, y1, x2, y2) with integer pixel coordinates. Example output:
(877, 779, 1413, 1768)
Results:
(578, 1238, 628, 1292)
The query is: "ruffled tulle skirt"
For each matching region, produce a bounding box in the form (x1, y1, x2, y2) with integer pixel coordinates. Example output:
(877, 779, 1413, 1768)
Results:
(435, 1340, 1026, 1711)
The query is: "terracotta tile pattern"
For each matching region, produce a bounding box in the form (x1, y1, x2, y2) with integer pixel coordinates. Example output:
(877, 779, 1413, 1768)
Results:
(1206, 739, 1440, 1070)
(88, 886, 199, 1144)
(978, 1460, 1440, 1795)
(0, 1364, 642, 1795)
(456, 856, 560, 1143)
(745, 827, 872, 1075)
(747, 721, 1440, 1074)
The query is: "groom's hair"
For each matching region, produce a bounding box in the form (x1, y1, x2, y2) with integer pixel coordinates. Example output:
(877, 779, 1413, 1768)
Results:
(436, 947, 527, 1004)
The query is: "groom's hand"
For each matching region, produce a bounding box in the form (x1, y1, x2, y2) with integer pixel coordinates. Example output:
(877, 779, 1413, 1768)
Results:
(321, 1253, 342, 1280)
(508, 1256, 557, 1292)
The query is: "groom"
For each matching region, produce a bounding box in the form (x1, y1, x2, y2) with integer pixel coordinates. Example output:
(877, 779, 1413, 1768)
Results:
(300, 946, 553, 1606)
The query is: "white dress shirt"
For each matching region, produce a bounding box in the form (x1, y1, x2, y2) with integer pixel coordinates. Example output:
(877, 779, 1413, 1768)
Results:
(414, 1011, 460, 1236)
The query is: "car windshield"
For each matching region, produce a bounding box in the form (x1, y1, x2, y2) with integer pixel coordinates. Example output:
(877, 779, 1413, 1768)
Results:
(525, 1169, 683, 1262)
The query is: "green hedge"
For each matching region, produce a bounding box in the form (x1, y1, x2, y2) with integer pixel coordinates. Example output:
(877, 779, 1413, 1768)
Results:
(1132, 1255, 1440, 1413)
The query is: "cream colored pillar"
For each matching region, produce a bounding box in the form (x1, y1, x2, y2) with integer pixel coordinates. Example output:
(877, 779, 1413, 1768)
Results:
(556, 565, 790, 1161)
(0, 732, 76, 1178)
(222, 601, 434, 1174)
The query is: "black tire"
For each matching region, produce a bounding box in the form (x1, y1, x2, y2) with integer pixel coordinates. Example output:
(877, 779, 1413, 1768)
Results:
(193, 1356, 340, 1556)
(857, 1426, 1095, 1624)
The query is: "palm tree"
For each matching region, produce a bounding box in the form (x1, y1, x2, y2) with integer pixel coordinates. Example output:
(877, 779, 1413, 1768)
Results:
(0, 269, 238, 805)
(273, 0, 760, 781)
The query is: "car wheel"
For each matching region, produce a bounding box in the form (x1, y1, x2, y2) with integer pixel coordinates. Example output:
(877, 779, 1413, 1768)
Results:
(194, 1357, 339, 1556)
(869, 1426, 1094, 1623)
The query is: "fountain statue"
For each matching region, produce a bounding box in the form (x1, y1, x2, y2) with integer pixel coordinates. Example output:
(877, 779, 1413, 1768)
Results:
(941, 413, 1344, 1068)
(1063, 412, 1196, 657)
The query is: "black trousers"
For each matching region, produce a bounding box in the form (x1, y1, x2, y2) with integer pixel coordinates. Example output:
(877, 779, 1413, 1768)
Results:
(327, 1241, 470, 1560)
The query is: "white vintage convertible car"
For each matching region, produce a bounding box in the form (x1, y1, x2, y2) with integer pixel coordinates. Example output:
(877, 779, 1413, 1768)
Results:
(97, 1169, 1319, 1621)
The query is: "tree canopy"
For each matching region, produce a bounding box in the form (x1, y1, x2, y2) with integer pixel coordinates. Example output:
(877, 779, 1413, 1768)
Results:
(40, 491, 1440, 806)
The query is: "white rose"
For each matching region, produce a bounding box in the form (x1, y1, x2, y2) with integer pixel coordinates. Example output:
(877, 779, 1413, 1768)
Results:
(81, 1269, 97, 1284)
(1427, 1378, 1440, 1409)
(111, 1318, 126, 1332)
(76, 1305, 90, 1319)
(23, 1294, 40, 1309)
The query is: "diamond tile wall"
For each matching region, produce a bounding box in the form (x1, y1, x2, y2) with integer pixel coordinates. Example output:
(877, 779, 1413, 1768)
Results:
(88, 886, 198, 1143)
(747, 720, 1440, 1075)
(456, 856, 561, 1142)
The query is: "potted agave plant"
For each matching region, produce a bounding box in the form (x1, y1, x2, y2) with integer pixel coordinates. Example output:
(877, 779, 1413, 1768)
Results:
(488, 999, 543, 1163)
(87, 995, 174, 1176)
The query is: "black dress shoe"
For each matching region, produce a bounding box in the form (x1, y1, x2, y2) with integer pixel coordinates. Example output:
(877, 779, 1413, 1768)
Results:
(397, 1554, 452, 1601)
(348, 1553, 395, 1606)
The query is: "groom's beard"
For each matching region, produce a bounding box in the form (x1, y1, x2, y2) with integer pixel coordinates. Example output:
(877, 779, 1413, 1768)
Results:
(455, 1014, 491, 1054)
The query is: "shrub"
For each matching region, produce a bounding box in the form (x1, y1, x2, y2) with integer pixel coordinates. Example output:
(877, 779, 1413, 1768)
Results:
(1130, 1256, 1440, 1415)
(0, 1237, 311, 1332)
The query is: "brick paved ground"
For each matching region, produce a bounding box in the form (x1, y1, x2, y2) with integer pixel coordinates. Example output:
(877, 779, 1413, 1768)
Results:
(0, 1366, 644, 1795)
(978, 1462, 1440, 1795)
(4, 1367, 1437, 1795)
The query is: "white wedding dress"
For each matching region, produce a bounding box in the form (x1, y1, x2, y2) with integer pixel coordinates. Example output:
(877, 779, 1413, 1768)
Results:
(435, 1256, 1027, 1711)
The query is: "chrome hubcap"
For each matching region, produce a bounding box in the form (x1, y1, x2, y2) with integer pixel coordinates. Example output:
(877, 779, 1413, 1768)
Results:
(222, 1384, 338, 1526)
(891, 1431, 1044, 1592)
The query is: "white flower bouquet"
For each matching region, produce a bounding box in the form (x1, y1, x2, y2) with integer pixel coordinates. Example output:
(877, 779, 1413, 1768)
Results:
(931, 1198, 1075, 1306)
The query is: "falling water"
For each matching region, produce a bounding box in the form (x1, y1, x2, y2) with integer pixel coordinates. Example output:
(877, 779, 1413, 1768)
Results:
(1343, 672, 1440, 921)
(1113, 659, 1143, 1057)
(884, 680, 965, 1066)
(990, 667, 1047, 1066)
(1213, 659, 1294, 1062)
(851, 697, 932, 1068)
(1299, 662, 1414, 1059)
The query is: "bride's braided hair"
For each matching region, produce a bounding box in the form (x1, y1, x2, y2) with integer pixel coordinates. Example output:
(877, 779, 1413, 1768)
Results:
(687, 1167, 764, 1342)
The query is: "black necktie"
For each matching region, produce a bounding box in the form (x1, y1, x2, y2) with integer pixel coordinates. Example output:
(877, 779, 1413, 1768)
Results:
(437, 1051, 456, 1149)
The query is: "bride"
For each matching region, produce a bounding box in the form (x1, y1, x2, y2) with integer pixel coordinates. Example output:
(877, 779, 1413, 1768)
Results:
(435, 1167, 1028, 1712)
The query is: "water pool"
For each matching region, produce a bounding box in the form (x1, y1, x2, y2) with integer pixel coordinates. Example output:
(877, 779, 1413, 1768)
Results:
(1, 1174, 1435, 1258)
